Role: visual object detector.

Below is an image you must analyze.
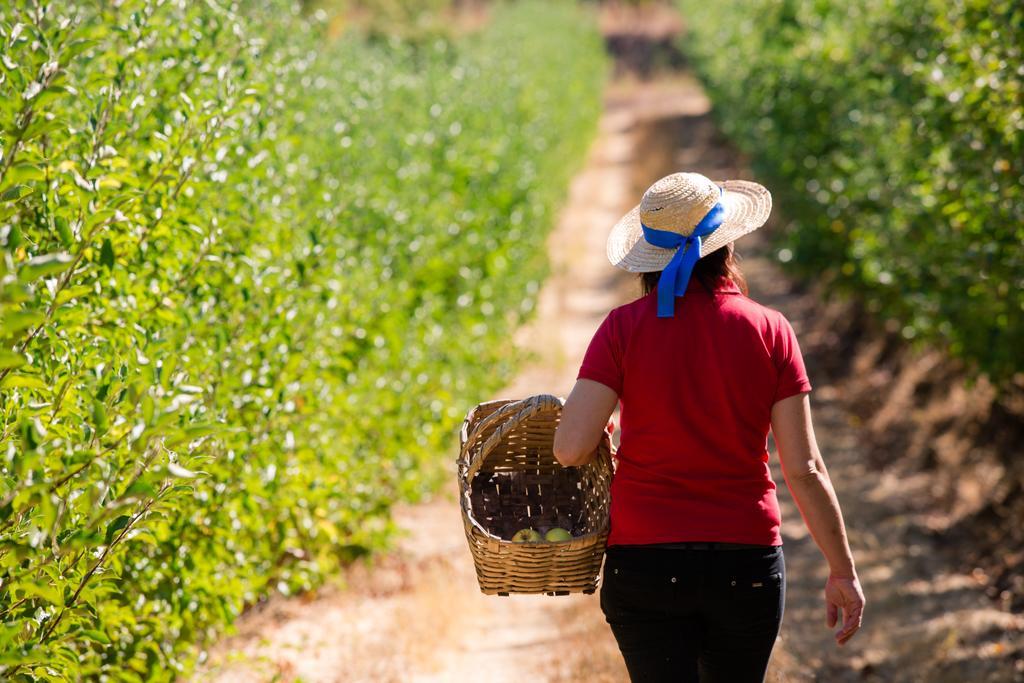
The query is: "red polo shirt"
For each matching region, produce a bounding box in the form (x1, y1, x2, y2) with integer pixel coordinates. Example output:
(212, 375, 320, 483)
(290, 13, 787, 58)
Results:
(577, 276, 811, 547)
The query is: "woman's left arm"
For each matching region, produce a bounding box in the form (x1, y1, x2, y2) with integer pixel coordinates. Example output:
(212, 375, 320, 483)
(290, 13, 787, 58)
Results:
(553, 379, 618, 466)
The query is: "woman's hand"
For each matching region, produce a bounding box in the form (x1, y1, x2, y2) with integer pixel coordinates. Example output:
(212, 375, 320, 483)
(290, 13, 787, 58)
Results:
(825, 574, 865, 646)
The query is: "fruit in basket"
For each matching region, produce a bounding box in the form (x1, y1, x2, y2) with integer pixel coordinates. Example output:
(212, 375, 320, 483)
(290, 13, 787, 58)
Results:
(511, 528, 543, 543)
(544, 527, 572, 542)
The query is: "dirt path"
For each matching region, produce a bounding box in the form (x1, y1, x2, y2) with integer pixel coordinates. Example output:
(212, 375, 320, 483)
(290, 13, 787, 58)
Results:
(195, 8, 1023, 682)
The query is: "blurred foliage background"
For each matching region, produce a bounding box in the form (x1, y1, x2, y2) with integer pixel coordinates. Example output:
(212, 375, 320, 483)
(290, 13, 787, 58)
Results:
(677, 0, 1023, 384)
(0, 0, 605, 678)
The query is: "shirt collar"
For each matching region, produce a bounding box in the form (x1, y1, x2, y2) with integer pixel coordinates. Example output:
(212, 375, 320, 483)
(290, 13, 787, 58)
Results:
(682, 276, 742, 295)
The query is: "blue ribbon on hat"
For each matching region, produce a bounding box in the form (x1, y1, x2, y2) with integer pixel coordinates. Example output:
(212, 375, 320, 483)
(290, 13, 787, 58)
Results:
(641, 187, 725, 318)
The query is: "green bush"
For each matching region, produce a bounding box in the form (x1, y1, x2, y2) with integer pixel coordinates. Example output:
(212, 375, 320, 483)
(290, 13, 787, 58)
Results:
(0, 1, 605, 678)
(677, 0, 1023, 382)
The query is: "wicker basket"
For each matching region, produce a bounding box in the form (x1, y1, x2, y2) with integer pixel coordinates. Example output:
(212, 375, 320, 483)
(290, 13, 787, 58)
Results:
(457, 394, 614, 596)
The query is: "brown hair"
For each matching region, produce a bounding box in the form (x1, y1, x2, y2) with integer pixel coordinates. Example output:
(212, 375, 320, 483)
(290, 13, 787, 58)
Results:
(639, 242, 748, 297)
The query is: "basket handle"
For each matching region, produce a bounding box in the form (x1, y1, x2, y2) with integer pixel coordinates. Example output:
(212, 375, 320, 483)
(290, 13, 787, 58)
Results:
(461, 394, 562, 484)
(460, 399, 534, 459)
(460, 395, 558, 461)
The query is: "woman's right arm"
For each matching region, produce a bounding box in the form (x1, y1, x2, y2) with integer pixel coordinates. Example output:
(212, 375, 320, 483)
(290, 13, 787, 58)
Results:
(771, 392, 865, 646)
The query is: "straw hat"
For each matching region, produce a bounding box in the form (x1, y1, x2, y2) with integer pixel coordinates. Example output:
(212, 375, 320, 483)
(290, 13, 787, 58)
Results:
(607, 172, 772, 273)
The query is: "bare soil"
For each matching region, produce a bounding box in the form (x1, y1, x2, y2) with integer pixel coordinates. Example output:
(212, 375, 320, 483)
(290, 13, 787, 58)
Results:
(193, 5, 1024, 681)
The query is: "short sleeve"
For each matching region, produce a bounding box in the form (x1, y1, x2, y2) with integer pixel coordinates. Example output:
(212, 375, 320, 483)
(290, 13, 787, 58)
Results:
(576, 310, 623, 395)
(772, 314, 812, 403)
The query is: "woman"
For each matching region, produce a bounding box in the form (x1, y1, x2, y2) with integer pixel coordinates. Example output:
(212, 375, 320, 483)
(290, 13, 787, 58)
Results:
(552, 172, 865, 682)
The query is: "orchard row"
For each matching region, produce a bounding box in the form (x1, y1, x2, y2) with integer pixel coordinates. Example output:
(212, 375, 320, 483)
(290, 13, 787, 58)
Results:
(678, 0, 1022, 382)
(0, 2, 606, 679)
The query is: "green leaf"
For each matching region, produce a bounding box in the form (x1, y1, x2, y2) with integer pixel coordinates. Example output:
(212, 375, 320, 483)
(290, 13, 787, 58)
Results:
(123, 480, 157, 498)
(5, 222, 22, 249)
(0, 184, 33, 202)
(63, 38, 98, 60)
(1, 282, 33, 304)
(80, 629, 111, 645)
(183, 423, 223, 439)
(92, 400, 108, 434)
(104, 514, 131, 545)
(0, 623, 20, 649)
(99, 238, 115, 269)
(20, 582, 63, 606)
(0, 350, 27, 369)
(1, 309, 45, 336)
(141, 393, 155, 424)
(55, 216, 74, 246)
(18, 253, 74, 282)
(5, 164, 45, 185)
(0, 374, 48, 390)
(19, 416, 41, 450)
(54, 283, 93, 305)
(22, 116, 66, 142)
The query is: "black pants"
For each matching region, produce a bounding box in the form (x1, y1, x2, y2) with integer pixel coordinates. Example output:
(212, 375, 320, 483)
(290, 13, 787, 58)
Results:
(600, 544, 785, 683)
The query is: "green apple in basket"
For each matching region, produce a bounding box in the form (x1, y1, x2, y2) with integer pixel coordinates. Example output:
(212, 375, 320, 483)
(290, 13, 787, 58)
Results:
(544, 527, 572, 542)
(511, 528, 543, 543)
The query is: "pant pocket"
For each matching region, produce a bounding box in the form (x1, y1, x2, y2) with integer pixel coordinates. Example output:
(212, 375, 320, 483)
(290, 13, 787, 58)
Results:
(725, 569, 784, 625)
(600, 557, 678, 620)
(715, 549, 786, 624)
